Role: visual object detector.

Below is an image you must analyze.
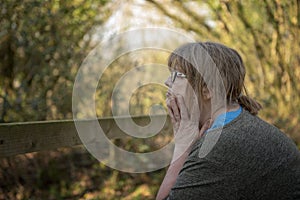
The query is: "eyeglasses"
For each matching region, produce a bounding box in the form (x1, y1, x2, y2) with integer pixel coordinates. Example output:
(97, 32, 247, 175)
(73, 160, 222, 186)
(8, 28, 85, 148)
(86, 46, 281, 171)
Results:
(171, 71, 187, 83)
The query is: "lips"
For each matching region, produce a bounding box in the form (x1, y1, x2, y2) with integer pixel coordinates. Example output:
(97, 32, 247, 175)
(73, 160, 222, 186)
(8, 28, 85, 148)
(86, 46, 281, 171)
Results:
(166, 90, 173, 97)
(166, 91, 171, 97)
(166, 90, 174, 98)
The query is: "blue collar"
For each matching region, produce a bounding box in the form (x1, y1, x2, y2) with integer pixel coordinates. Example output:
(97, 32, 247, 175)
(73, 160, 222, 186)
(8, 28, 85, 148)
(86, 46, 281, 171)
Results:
(206, 106, 242, 132)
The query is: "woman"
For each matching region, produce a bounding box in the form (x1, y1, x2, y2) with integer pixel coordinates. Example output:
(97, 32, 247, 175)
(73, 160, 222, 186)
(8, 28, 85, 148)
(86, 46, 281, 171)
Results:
(156, 42, 300, 200)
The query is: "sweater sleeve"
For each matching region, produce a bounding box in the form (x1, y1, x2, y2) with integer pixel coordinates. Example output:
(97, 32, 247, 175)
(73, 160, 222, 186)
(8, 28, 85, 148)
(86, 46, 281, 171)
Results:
(166, 137, 235, 200)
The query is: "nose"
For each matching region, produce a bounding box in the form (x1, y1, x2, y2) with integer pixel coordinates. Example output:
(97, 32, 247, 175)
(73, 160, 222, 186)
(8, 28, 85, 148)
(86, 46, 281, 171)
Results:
(165, 76, 172, 88)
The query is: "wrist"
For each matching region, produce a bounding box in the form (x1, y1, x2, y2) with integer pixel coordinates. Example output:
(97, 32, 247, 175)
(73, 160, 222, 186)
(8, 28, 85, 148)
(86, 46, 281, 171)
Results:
(171, 143, 193, 163)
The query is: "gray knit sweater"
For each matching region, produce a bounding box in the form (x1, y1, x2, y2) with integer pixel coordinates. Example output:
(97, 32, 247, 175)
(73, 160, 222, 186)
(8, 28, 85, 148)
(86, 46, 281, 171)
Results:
(166, 109, 300, 200)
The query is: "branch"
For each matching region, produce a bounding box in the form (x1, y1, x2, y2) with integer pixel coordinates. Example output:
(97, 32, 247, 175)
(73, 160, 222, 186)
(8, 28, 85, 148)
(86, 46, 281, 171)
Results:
(173, 0, 212, 32)
(147, 0, 213, 38)
(236, 1, 267, 75)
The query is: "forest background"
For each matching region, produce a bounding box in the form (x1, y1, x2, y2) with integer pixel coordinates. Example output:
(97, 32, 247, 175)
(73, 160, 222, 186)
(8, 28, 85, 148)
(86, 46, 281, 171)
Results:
(1, 0, 299, 199)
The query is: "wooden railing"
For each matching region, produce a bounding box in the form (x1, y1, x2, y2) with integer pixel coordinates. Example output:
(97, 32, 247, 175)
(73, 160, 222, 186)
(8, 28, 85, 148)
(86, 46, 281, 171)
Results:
(0, 115, 171, 158)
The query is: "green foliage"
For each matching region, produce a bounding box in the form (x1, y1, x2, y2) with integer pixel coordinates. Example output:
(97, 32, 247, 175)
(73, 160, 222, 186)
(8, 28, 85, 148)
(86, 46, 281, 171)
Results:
(0, 148, 165, 199)
(94, 49, 169, 118)
(0, 0, 110, 122)
(1, 0, 299, 199)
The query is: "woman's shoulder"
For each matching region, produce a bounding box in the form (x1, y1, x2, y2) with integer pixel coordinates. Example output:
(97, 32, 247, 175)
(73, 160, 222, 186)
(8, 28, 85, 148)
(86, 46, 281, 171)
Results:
(190, 109, 299, 162)
(218, 109, 300, 162)
(224, 108, 283, 136)
(192, 109, 299, 161)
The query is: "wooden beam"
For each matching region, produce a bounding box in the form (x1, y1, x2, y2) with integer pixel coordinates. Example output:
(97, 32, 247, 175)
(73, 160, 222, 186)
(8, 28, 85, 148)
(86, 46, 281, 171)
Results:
(0, 115, 171, 158)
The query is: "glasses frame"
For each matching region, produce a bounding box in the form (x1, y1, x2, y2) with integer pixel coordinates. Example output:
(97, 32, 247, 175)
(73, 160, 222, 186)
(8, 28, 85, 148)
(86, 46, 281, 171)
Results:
(171, 71, 187, 83)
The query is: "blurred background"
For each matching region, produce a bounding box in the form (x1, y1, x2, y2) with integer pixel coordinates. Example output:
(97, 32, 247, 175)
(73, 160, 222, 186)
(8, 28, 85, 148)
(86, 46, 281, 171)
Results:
(0, 0, 299, 199)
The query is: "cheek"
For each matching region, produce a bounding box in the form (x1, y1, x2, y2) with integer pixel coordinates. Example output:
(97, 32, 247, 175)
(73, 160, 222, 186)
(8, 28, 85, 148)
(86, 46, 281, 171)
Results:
(172, 80, 188, 95)
(174, 81, 199, 108)
(176, 81, 194, 97)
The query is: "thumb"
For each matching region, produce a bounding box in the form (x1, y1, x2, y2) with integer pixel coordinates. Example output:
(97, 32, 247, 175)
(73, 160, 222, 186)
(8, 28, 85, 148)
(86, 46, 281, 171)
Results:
(199, 119, 212, 138)
(176, 95, 189, 120)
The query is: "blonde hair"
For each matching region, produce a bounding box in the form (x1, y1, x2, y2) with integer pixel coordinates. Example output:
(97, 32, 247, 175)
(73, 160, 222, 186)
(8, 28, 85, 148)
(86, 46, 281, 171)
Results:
(168, 42, 262, 115)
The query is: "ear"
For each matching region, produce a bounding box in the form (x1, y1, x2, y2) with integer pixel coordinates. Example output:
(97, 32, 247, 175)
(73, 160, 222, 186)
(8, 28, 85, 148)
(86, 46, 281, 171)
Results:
(202, 86, 211, 100)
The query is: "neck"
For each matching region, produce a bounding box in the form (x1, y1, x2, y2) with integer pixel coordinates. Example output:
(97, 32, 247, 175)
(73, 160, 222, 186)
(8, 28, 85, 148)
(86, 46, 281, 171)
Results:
(200, 103, 240, 129)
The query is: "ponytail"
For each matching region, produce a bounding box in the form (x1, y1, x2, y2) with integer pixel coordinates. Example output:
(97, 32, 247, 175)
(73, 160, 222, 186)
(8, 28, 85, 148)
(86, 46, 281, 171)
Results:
(238, 95, 262, 115)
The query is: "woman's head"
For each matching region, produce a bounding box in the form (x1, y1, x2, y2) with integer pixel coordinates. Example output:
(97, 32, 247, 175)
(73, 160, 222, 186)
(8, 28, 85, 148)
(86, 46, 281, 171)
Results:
(167, 42, 262, 115)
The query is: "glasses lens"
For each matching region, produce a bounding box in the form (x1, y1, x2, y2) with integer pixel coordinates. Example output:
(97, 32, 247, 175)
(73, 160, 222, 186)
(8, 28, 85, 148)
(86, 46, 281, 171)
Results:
(171, 72, 177, 83)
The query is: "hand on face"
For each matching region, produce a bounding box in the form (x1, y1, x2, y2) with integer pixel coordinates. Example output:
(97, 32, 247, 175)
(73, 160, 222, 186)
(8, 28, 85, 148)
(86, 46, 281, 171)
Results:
(166, 80, 211, 147)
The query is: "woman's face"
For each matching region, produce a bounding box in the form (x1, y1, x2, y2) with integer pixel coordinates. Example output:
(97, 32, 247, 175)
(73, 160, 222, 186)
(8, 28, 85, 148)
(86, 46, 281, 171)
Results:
(165, 70, 199, 116)
(165, 69, 211, 128)
(165, 70, 189, 97)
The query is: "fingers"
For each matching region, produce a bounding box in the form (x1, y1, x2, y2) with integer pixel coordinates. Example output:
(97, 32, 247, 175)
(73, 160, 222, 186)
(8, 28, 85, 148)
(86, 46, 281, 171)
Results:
(166, 98, 179, 136)
(199, 119, 212, 138)
(171, 98, 181, 121)
(167, 104, 176, 125)
(167, 94, 192, 121)
(190, 94, 200, 122)
(166, 95, 181, 122)
(176, 95, 189, 120)
(166, 93, 199, 135)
